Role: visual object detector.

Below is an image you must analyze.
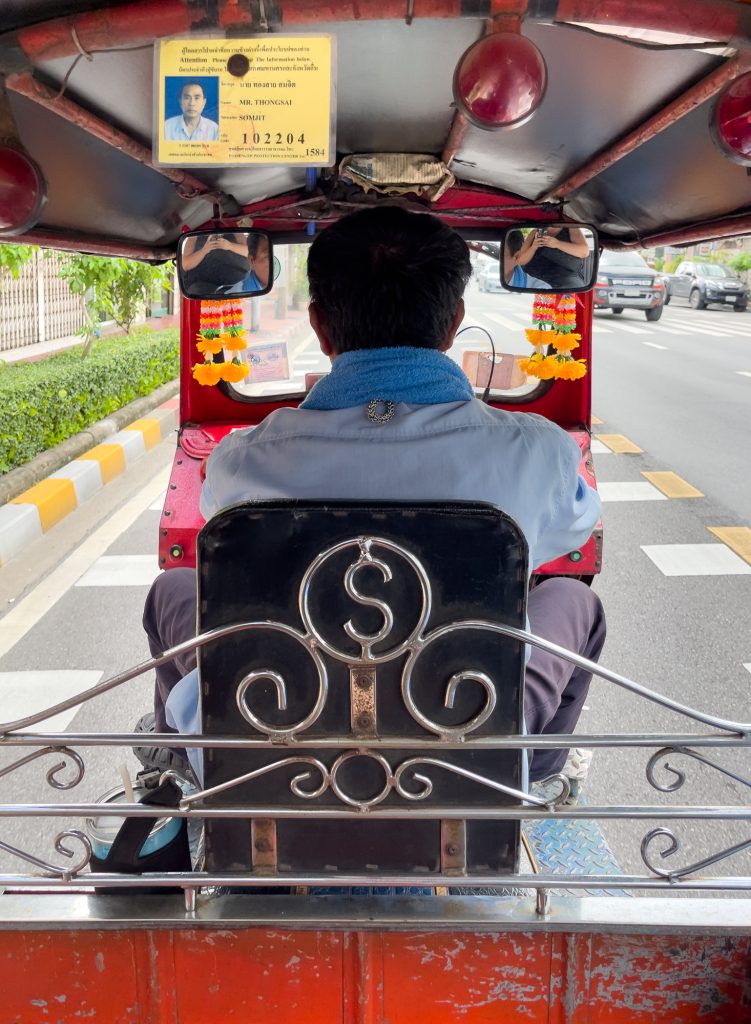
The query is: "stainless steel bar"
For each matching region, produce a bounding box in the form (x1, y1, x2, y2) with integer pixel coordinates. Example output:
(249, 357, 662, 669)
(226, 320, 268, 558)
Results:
(2, 732, 748, 750)
(1, 872, 750, 892)
(0, 804, 746, 820)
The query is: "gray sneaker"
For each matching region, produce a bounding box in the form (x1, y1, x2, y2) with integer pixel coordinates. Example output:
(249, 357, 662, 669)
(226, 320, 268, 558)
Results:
(132, 712, 194, 781)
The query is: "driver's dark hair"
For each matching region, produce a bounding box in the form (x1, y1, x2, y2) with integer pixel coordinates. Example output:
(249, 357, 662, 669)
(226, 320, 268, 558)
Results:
(307, 207, 471, 352)
(179, 80, 205, 98)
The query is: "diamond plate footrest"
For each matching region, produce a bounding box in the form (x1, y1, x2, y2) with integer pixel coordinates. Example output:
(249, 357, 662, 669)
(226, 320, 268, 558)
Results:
(523, 798, 630, 897)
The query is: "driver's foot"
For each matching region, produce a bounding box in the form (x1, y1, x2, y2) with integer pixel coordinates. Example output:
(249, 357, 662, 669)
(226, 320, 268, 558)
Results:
(132, 712, 194, 781)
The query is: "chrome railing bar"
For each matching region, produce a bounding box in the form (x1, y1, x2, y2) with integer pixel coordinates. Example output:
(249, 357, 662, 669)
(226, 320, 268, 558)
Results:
(0, 803, 747, 820)
(1, 732, 748, 750)
(1, 873, 750, 892)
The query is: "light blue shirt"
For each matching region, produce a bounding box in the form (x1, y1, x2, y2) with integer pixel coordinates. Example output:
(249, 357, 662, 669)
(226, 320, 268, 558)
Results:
(163, 115, 219, 141)
(170, 398, 600, 779)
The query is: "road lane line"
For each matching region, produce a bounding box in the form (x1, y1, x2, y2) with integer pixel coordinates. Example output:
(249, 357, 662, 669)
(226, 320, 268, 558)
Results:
(598, 482, 666, 502)
(642, 471, 703, 498)
(484, 311, 528, 330)
(736, 371, 751, 378)
(643, 342, 668, 350)
(641, 544, 751, 577)
(606, 322, 650, 335)
(707, 527, 751, 566)
(591, 416, 603, 425)
(0, 670, 103, 732)
(594, 434, 643, 454)
(0, 467, 169, 661)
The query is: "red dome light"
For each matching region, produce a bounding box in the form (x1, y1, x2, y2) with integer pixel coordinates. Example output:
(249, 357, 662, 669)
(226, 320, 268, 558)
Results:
(0, 145, 46, 235)
(453, 33, 547, 130)
(713, 71, 751, 165)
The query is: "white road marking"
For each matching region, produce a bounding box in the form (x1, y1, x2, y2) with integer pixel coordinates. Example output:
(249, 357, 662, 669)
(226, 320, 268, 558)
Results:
(592, 326, 613, 334)
(641, 544, 751, 577)
(0, 670, 102, 731)
(643, 342, 668, 350)
(736, 371, 751, 378)
(484, 311, 529, 331)
(744, 664, 751, 676)
(0, 468, 169, 661)
(599, 482, 667, 502)
(590, 439, 611, 455)
(659, 318, 741, 338)
(149, 491, 167, 511)
(75, 554, 161, 588)
(607, 322, 650, 335)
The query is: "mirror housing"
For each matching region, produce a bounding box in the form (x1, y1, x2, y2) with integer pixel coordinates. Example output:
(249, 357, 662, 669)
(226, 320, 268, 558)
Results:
(177, 229, 273, 300)
(498, 224, 599, 294)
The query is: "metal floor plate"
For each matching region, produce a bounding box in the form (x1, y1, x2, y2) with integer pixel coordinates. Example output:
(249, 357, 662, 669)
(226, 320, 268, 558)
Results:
(523, 798, 630, 897)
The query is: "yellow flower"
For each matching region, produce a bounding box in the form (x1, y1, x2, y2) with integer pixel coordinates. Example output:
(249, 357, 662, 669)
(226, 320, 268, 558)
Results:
(550, 332, 581, 353)
(192, 362, 222, 386)
(556, 358, 588, 380)
(525, 328, 551, 347)
(534, 356, 559, 380)
(222, 334, 248, 352)
(196, 334, 224, 355)
(217, 361, 250, 383)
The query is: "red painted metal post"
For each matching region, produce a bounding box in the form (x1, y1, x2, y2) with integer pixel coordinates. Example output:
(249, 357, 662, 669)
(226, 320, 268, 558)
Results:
(1, 227, 173, 261)
(15, 0, 198, 64)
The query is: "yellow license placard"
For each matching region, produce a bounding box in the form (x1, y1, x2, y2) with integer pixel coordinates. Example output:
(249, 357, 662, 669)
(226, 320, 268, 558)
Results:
(155, 36, 334, 166)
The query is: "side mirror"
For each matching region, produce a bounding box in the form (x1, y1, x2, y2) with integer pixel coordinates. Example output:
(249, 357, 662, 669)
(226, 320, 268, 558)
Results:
(498, 223, 599, 294)
(177, 229, 273, 300)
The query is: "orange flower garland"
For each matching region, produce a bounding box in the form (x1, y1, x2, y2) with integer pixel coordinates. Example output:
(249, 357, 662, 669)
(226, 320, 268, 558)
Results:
(192, 299, 249, 385)
(518, 293, 588, 382)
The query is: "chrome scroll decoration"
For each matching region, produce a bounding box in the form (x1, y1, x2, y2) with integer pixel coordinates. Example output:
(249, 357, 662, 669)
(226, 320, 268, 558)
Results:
(183, 749, 550, 813)
(234, 623, 329, 740)
(0, 829, 91, 880)
(299, 536, 432, 664)
(646, 746, 751, 794)
(641, 827, 751, 882)
(0, 746, 85, 790)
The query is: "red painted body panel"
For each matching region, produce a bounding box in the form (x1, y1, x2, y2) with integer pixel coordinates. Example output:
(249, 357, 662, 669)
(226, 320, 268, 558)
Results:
(0, 926, 748, 1023)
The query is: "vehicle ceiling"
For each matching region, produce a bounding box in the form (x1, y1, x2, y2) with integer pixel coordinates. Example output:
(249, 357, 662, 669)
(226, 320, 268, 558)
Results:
(1, 0, 751, 256)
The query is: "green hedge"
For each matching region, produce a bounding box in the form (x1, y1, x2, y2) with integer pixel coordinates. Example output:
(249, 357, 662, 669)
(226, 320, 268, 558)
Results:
(0, 327, 179, 475)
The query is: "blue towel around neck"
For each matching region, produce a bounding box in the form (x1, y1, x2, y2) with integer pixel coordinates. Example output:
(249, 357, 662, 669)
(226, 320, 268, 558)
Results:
(300, 346, 475, 410)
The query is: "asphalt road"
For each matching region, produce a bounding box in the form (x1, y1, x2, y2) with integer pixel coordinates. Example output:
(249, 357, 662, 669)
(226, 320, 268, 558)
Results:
(0, 287, 747, 893)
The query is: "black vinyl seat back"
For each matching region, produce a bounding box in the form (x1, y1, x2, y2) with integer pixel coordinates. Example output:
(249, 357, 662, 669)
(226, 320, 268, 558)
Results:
(197, 501, 528, 879)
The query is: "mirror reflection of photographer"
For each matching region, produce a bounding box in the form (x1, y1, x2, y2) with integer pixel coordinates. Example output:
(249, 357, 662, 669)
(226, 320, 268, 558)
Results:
(504, 230, 551, 289)
(182, 234, 254, 294)
(521, 227, 590, 290)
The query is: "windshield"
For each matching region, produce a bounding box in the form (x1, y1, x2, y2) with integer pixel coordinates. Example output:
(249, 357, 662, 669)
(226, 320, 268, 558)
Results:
(697, 263, 738, 278)
(599, 250, 650, 269)
(218, 241, 557, 403)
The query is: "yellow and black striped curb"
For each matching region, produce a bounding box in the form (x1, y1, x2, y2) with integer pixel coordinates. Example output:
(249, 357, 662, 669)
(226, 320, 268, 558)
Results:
(0, 399, 178, 568)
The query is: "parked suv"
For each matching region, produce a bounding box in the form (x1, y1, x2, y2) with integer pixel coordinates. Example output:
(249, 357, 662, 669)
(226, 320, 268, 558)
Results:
(664, 262, 747, 311)
(593, 250, 665, 321)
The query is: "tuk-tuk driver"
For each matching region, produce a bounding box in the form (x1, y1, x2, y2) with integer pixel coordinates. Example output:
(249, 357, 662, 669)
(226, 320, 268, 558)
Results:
(139, 207, 605, 794)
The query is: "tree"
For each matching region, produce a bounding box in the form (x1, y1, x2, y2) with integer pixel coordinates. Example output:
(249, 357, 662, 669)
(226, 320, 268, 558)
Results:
(727, 253, 751, 274)
(58, 254, 173, 353)
(0, 243, 37, 279)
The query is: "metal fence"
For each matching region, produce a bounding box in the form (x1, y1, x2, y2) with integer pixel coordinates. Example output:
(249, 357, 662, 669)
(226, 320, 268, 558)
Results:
(0, 251, 85, 352)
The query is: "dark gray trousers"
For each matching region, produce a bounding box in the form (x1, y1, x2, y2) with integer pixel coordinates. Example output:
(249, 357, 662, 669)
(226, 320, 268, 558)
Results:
(143, 569, 606, 782)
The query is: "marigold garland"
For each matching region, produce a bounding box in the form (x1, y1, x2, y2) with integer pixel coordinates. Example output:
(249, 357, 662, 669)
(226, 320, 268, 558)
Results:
(193, 299, 250, 385)
(518, 293, 587, 382)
